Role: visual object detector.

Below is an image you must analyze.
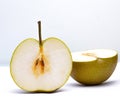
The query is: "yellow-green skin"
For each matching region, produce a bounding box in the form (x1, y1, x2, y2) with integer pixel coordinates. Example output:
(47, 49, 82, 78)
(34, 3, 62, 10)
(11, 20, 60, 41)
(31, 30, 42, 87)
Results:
(71, 54, 118, 85)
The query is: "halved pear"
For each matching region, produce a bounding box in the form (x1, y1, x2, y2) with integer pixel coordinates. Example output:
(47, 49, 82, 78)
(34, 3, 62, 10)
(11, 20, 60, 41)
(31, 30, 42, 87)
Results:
(71, 49, 118, 85)
(10, 21, 72, 92)
(10, 38, 72, 92)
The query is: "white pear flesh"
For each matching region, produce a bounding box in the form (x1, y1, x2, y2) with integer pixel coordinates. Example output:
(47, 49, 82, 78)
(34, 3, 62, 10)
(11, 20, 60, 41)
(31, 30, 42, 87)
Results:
(71, 49, 118, 85)
(10, 38, 72, 92)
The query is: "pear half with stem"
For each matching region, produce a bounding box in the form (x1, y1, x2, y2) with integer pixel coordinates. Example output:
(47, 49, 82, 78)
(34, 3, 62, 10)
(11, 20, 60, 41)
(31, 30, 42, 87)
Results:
(10, 21, 72, 92)
(71, 49, 118, 85)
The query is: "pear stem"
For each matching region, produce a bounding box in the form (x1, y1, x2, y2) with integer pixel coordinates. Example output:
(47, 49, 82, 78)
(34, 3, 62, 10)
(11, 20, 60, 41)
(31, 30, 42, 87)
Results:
(38, 21, 42, 47)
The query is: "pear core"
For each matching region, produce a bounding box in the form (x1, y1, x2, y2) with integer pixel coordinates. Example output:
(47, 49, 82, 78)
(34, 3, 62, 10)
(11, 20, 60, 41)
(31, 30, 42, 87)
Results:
(32, 51, 50, 77)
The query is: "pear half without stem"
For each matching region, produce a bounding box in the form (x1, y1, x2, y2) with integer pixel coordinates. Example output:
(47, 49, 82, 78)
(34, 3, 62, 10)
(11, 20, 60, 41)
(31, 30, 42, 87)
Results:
(71, 49, 118, 85)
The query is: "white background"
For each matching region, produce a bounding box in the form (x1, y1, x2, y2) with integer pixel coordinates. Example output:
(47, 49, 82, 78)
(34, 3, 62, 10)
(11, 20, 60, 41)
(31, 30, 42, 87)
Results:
(0, 1, 120, 100)
(0, 0, 120, 65)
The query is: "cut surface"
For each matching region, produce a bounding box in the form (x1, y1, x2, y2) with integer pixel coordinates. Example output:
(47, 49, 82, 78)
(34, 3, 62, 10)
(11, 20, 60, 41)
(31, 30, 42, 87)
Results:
(10, 38, 72, 92)
(72, 49, 117, 62)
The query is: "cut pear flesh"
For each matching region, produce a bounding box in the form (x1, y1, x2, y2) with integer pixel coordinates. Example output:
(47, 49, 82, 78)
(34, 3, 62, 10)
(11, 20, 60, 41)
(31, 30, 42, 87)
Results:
(10, 38, 72, 92)
(72, 49, 117, 62)
(71, 49, 118, 85)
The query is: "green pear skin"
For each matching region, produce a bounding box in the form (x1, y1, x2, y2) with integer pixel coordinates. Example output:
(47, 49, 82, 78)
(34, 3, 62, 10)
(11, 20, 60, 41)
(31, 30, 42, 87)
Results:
(71, 50, 118, 85)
